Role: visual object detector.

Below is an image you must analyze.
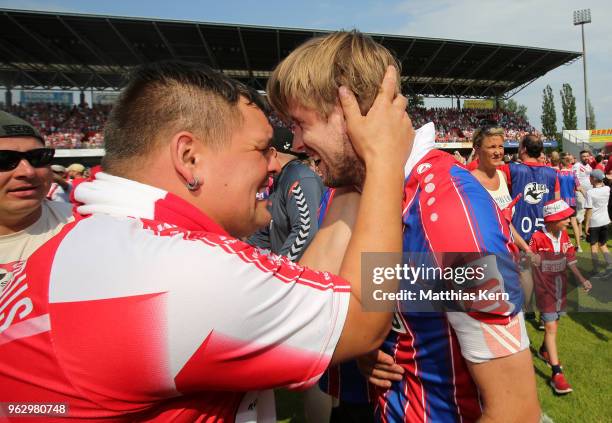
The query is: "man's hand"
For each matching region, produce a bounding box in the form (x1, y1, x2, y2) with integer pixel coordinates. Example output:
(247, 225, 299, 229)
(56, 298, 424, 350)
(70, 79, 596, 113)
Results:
(583, 279, 592, 292)
(356, 349, 404, 388)
(339, 65, 414, 171)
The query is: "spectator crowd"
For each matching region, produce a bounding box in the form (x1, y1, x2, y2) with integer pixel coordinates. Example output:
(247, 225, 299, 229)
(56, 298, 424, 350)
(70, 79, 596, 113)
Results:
(2, 102, 539, 147)
(1, 103, 111, 149)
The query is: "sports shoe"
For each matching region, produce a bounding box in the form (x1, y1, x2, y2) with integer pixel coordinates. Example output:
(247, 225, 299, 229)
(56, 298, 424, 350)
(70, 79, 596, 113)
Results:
(550, 372, 573, 394)
(577, 246, 583, 253)
(537, 347, 551, 366)
(538, 318, 545, 331)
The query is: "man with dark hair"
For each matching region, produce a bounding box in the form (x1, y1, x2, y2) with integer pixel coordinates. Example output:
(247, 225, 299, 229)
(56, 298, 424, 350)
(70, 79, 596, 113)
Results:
(0, 111, 72, 277)
(505, 135, 560, 242)
(0, 60, 414, 421)
(572, 150, 595, 239)
(503, 134, 560, 317)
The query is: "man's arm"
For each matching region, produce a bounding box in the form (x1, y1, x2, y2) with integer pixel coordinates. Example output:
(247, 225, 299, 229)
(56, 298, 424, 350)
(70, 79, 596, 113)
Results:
(300, 188, 359, 274)
(584, 192, 593, 234)
(467, 350, 541, 423)
(584, 208, 592, 235)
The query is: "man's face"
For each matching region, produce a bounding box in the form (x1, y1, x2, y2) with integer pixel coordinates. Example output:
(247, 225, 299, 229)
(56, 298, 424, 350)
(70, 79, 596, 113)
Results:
(68, 169, 83, 179)
(580, 152, 590, 165)
(0, 137, 51, 220)
(288, 103, 364, 187)
(198, 98, 280, 238)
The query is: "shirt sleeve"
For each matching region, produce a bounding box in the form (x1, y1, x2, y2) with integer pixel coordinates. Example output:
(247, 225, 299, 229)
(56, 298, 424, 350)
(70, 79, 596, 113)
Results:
(48, 219, 351, 399)
(279, 176, 324, 261)
(446, 312, 529, 363)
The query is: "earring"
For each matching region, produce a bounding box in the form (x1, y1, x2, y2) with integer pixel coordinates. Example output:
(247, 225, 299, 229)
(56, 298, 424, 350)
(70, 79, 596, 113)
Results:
(186, 176, 200, 191)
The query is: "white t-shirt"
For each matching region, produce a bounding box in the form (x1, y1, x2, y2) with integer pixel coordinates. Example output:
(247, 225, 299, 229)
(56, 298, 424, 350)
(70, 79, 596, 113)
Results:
(572, 162, 592, 190)
(0, 200, 73, 265)
(486, 169, 513, 210)
(584, 185, 611, 228)
(47, 182, 71, 203)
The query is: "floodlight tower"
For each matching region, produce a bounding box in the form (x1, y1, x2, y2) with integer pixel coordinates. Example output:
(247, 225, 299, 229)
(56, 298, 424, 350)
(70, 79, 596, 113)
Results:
(573, 9, 591, 129)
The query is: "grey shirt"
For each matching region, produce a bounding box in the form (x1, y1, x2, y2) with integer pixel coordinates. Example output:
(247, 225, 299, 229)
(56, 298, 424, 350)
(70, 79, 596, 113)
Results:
(249, 160, 324, 261)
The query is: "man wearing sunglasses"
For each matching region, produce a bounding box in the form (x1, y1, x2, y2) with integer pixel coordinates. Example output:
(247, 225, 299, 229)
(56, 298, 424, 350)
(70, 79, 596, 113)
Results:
(0, 111, 73, 288)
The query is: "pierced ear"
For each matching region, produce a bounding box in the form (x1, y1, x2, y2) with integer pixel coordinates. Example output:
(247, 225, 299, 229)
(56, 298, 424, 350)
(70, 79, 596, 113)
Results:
(171, 132, 200, 185)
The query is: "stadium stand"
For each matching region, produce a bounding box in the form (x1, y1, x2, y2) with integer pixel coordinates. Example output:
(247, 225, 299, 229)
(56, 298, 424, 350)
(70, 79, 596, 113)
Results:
(2, 103, 110, 149)
(0, 103, 539, 148)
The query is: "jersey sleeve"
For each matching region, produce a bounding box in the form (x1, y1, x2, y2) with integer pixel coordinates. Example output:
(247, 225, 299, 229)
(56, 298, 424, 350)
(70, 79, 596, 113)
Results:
(420, 159, 529, 363)
(528, 231, 542, 252)
(446, 312, 529, 363)
(47, 217, 351, 402)
(279, 176, 324, 261)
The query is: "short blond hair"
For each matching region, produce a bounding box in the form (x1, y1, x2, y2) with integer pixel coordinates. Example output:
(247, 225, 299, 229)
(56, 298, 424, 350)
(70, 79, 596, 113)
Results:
(472, 127, 505, 149)
(267, 30, 401, 121)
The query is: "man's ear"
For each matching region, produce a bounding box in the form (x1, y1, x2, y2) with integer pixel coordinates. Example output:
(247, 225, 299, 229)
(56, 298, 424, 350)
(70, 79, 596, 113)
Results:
(170, 131, 202, 184)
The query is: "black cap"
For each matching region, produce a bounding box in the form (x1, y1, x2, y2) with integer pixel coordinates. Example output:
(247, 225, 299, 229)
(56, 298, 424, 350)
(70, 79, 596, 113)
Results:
(270, 126, 308, 160)
(0, 111, 44, 144)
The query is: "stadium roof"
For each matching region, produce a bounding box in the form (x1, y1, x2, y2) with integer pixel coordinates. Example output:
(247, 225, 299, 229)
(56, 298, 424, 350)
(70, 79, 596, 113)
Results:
(0, 8, 581, 99)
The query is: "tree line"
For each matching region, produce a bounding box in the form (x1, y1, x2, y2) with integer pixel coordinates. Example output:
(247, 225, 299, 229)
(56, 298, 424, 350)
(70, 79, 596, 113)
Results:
(541, 83, 596, 139)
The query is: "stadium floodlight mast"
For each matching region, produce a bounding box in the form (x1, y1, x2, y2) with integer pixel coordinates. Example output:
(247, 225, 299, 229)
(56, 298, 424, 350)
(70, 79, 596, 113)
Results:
(573, 9, 591, 129)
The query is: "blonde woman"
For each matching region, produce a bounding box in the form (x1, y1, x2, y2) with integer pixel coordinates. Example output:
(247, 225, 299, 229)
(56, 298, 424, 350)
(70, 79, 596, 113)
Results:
(470, 123, 530, 250)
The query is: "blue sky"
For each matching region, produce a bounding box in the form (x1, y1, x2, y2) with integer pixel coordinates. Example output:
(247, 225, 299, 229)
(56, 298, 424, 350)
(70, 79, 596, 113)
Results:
(2, 0, 610, 130)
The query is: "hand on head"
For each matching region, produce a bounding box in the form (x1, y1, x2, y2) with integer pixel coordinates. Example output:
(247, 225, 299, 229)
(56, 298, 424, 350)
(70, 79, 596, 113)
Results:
(338, 66, 414, 171)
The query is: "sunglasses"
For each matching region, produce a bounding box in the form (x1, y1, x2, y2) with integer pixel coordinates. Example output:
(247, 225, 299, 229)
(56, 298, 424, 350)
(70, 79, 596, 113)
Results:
(0, 148, 55, 171)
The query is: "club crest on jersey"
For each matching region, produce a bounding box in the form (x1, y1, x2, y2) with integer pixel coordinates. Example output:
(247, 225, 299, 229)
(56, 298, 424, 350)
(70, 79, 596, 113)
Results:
(417, 163, 432, 175)
(523, 182, 549, 204)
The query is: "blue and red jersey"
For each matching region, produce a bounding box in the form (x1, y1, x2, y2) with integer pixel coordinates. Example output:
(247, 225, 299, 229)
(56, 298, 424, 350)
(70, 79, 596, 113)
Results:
(376, 150, 527, 423)
(504, 161, 559, 242)
(557, 167, 579, 207)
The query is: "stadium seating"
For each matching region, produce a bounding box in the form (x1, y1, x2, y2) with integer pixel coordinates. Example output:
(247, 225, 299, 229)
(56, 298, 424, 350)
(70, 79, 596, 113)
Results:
(2, 103, 110, 149)
(1, 103, 538, 148)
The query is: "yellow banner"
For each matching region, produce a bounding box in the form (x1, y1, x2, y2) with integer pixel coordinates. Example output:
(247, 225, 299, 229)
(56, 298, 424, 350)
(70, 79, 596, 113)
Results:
(590, 128, 612, 143)
(463, 99, 495, 110)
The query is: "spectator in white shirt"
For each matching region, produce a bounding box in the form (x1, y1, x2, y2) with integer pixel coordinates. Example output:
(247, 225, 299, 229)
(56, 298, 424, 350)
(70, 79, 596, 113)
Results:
(584, 169, 611, 277)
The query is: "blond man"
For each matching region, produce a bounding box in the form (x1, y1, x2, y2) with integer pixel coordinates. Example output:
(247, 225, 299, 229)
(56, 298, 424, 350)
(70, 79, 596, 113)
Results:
(269, 31, 540, 423)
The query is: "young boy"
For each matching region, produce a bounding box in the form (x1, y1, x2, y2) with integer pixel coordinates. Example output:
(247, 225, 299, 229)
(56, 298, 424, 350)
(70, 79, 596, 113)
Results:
(529, 199, 592, 394)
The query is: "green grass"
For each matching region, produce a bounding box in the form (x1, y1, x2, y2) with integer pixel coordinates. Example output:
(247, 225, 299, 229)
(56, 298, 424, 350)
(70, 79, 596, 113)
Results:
(275, 238, 612, 423)
(528, 237, 612, 423)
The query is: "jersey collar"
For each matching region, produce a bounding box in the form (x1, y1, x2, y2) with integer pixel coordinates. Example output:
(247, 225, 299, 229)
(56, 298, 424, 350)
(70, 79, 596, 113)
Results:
(74, 172, 228, 235)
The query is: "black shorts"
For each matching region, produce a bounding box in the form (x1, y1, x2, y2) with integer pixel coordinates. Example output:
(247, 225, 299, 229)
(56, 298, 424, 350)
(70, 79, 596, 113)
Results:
(589, 226, 609, 246)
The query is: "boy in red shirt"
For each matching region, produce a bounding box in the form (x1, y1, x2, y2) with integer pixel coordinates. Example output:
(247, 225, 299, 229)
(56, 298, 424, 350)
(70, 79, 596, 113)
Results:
(529, 199, 592, 394)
